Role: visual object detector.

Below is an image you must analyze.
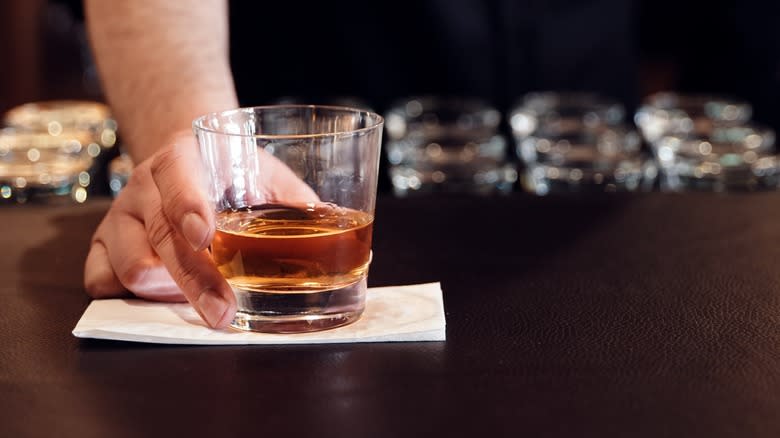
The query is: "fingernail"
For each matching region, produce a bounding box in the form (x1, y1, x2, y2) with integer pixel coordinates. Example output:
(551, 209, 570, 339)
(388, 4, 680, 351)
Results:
(196, 290, 228, 328)
(181, 213, 208, 251)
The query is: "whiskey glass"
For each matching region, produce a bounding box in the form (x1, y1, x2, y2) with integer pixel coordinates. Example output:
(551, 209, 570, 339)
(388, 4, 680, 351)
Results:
(193, 105, 383, 333)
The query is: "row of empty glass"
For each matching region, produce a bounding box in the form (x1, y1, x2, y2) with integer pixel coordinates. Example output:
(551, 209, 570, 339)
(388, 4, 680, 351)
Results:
(387, 93, 776, 195)
(1, 92, 776, 204)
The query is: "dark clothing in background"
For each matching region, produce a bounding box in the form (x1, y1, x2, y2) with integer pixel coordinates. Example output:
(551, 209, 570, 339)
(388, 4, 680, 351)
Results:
(229, 0, 639, 113)
(640, 0, 780, 128)
(55, 0, 780, 127)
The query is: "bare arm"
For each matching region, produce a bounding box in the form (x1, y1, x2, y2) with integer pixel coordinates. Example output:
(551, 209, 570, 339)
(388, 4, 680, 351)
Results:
(83, 3, 315, 328)
(83, 1, 239, 327)
(85, 0, 237, 162)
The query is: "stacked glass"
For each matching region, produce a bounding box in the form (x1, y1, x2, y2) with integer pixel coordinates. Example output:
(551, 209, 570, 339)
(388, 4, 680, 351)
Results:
(635, 92, 777, 191)
(384, 97, 516, 196)
(2, 100, 118, 202)
(4, 100, 117, 156)
(512, 92, 653, 195)
(0, 128, 94, 203)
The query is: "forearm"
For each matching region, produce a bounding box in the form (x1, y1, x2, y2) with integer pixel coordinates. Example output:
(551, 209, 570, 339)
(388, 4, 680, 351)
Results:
(85, 0, 237, 163)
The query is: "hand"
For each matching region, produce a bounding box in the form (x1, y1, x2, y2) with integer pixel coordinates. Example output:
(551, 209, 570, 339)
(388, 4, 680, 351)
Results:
(84, 131, 318, 328)
(84, 132, 235, 327)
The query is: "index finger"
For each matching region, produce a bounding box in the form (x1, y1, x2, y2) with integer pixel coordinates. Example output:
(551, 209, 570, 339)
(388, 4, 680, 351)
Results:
(129, 163, 235, 328)
(144, 187, 236, 328)
(150, 135, 215, 252)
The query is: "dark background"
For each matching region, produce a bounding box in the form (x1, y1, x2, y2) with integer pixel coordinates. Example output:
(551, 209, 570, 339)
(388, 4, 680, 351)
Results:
(1, 0, 778, 127)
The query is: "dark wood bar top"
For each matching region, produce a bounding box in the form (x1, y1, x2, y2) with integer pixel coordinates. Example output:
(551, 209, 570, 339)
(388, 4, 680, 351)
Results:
(2, 193, 779, 437)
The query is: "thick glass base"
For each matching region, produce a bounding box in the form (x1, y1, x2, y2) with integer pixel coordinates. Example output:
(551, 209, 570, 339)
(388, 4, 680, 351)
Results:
(230, 277, 366, 333)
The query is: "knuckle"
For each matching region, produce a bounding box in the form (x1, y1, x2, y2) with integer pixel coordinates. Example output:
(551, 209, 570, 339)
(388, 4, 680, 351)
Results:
(83, 267, 122, 299)
(146, 212, 175, 248)
(172, 261, 203, 295)
(116, 259, 152, 290)
(164, 184, 201, 219)
(84, 277, 113, 299)
(123, 163, 151, 192)
(90, 219, 109, 245)
(149, 148, 205, 219)
(150, 148, 180, 181)
(83, 241, 122, 298)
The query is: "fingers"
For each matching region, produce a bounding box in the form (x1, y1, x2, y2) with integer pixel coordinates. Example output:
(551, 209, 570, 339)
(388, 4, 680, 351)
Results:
(141, 169, 236, 328)
(84, 239, 126, 299)
(258, 148, 320, 203)
(150, 136, 214, 252)
(85, 133, 323, 329)
(85, 189, 185, 302)
(99, 209, 185, 302)
(84, 139, 237, 328)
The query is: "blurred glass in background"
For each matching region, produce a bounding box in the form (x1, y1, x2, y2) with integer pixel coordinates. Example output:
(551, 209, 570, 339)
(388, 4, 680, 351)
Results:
(637, 92, 778, 192)
(1, 100, 118, 203)
(385, 97, 516, 196)
(0, 0, 777, 201)
(0, 127, 92, 203)
(635, 93, 753, 144)
(512, 92, 655, 195)
(273, 96, 373, 112)
(108, 153, 133, 198)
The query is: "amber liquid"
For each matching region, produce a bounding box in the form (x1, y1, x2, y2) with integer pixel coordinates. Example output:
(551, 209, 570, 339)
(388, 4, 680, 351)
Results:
(211, 203, 373, 293)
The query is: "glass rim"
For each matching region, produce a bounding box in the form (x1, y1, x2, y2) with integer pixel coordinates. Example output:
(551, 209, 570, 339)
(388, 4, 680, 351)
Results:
(192, 104, 384, 140)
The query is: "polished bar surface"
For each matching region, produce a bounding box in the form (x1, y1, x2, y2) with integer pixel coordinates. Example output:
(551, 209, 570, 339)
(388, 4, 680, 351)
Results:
(1, 194, 779, 437)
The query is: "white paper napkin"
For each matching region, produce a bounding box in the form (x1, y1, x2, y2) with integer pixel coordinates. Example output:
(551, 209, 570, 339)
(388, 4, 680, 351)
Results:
(73, 282, 446, 345)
